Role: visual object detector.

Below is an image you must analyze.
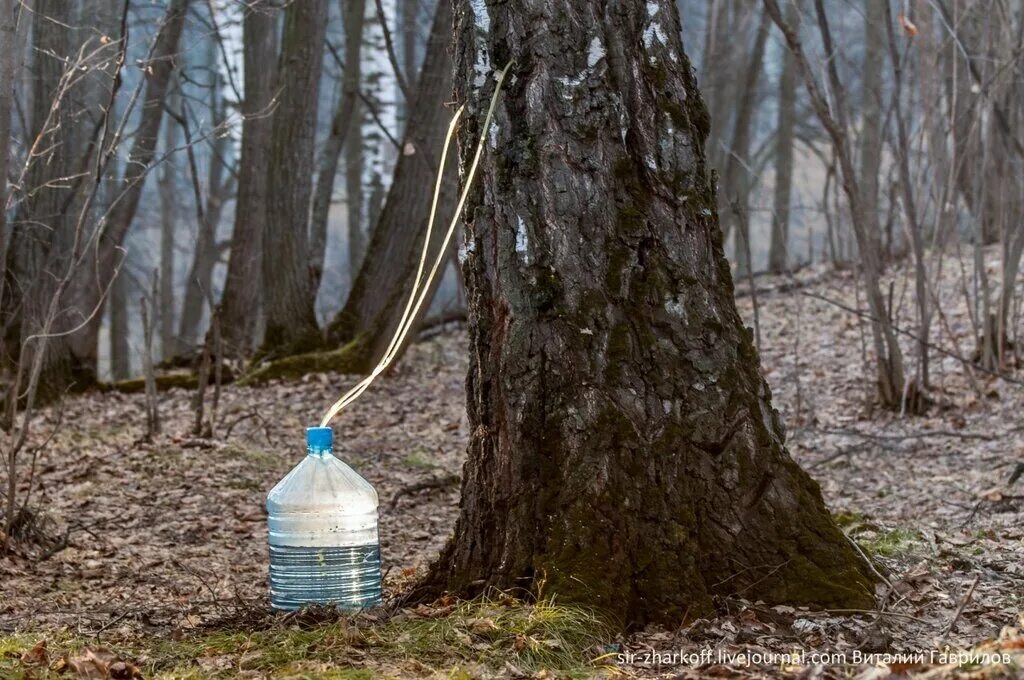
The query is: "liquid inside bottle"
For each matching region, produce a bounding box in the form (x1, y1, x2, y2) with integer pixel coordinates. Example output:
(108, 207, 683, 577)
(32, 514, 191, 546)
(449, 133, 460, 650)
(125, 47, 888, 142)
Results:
(266, 427, 382, 611)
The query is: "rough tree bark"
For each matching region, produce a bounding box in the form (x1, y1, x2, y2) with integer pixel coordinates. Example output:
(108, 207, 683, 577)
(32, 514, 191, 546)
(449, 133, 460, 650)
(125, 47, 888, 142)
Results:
(0, 0, 30, 280)
(425, 0, 874, 626)
(259, 0, 329, 357)
(767, 0, 799, 274)
(219, 0, 278, 357)
(3, 0, 82, 392)
(323, 0, 455, 371)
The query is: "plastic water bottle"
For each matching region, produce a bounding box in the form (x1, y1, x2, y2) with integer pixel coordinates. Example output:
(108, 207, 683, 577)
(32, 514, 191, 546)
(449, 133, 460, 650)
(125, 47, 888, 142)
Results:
(266, 426, 382, 611)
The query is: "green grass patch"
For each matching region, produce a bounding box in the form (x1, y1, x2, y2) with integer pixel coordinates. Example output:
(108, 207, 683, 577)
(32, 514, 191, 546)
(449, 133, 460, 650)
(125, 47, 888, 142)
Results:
(402, 447, 439, 471)
(854, 526, 923, 558)
(0, 596, 613, 678)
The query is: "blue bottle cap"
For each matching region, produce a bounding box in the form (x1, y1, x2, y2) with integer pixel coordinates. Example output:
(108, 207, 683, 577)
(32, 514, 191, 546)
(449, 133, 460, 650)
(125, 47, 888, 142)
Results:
(306, 426, 333, 453)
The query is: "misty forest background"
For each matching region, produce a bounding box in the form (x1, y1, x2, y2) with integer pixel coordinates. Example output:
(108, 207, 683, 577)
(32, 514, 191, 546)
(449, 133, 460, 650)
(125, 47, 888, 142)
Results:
(6, 0, 1020, 386)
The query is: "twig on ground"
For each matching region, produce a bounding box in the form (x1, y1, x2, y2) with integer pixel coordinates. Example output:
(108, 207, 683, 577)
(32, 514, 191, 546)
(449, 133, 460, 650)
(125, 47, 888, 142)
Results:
(939, 575, 980, 644)
(387, 473, 460, 512)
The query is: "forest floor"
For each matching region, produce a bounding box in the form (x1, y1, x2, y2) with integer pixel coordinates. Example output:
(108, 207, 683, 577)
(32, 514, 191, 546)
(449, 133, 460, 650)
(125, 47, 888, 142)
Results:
(1, 253, 1023, 678)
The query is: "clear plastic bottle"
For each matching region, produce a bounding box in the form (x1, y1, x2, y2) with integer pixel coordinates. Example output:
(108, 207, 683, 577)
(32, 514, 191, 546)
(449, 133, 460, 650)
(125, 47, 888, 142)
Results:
(266, 426, 382, 611)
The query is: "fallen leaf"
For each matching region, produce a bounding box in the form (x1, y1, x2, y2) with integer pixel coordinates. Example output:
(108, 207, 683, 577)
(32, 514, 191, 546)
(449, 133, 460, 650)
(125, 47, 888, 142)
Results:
(20, 640, 47, 666)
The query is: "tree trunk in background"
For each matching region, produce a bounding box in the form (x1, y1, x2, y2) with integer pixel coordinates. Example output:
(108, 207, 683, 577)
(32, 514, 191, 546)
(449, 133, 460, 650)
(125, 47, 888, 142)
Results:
(426, 0, 874, 626)
(220, 0, 278, 358)
(67, 0, 188, 385)
(401, 0, 417, 90)
(367, 171, 384, 233)
(179, 42, 232, 349)
(325, 0, 454, 371)
(309, 0, 365, 295)
(765, 0, 907, 409)
(159, 114, 179, 360)
(3, 0, 82, 394)
(857, 0, 885, 260)
(0, 0, 30, 283)
(767, 0, 799, 274)
(345, 105, 366, 279)
(701, 0, 739, 176)
(109, 269, 130, 380)
(722, 9, 770, 275)
(260, 0, 329, 357)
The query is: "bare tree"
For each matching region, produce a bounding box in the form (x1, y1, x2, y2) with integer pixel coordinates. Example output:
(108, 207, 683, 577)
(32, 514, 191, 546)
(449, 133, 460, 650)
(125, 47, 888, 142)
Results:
(260, 0, 330, 357)
(722, 9, 771, 275)
(767, 0, 800, 273)
(178, 35, 235, 349)
(219, 0, 279, 357)
(858, 0, 886, 260)
(764, 0, 910, 410)
(158, 92, 180, 360)
(309, 0, 366, 294)
(322, 0, 455, 373)
(0, 0, 31, 279)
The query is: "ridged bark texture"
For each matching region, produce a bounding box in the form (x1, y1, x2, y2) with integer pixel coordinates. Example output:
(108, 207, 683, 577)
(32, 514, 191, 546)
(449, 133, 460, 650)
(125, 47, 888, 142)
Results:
(219, 1, 278, 357)
(260, 0, 329, 356)
(427, 0, 875, 627)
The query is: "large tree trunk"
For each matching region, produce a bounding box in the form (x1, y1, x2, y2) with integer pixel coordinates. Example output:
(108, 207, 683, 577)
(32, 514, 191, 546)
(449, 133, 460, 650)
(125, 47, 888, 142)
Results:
(3, 0, 83, 394)
(426, 0, 874, 626)
(259, 0, 329, 357)
(324, 0, 455, 370)
(767, 0, 799, 274)
(219, 0, 278, 358)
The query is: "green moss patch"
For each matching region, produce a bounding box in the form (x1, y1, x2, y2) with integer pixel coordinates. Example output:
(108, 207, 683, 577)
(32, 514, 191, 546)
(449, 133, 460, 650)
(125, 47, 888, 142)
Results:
(239, 338, 372, 386)
(0, 597, 612, 679)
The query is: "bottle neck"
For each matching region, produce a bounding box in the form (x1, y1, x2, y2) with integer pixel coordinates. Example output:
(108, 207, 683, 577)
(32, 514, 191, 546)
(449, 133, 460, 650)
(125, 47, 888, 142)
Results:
(307, 447, 332, 458)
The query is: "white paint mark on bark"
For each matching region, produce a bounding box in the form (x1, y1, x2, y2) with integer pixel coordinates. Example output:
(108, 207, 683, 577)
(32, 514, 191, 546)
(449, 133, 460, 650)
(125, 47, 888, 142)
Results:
(488, 123, 498, 149)
(665, 297, 687, 321)
(469, 0, 491, 88)
(469, 0, 490, 33)
(580, 327, 594, 336)
(515, 215, 529, 261)
(642, 0, 676, 62)
(458, 238, 476, 264)
(587, 36, 606, 68)
(662, 400, 672, 414)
